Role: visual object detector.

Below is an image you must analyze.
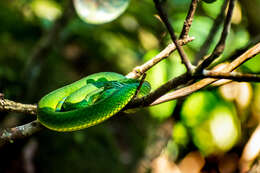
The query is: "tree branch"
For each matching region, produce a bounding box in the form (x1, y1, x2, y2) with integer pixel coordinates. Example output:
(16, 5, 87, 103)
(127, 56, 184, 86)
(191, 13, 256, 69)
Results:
(195, 0, 235, 73)
(180, 0, 200, 39)
(201, 70, 260, 82)
(195, 0, 229, 62)
(0, 120, 44, 147)
(0, 97, 37, 115)
(126, 37, 194, 79)
(1, 41, 259, 148)
(0, 0, 259, 150)
(133, 73, 147, 99)
(153, 0, 194, 73)
(150, 42, 260, 105)
(126, 73, 190, 109)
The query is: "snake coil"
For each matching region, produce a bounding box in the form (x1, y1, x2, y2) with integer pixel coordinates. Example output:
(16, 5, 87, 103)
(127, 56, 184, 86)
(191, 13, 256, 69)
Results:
(37, 72, 151, 132)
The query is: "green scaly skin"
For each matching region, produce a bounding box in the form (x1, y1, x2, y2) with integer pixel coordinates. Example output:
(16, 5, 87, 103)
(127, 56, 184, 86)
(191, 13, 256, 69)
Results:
(37, 72, 151, 132)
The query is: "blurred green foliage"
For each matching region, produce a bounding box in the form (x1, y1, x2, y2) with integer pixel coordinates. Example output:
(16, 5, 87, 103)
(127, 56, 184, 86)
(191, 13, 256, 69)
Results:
(0, 0, 260, 172)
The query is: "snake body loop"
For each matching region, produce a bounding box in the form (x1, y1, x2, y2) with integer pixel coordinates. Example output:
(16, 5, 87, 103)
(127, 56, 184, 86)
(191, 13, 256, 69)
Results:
(37, 72, 151, 132)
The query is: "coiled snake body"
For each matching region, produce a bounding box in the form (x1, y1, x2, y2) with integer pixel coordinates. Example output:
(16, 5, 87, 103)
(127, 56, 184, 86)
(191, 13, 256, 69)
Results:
(37, 72, 151, 132)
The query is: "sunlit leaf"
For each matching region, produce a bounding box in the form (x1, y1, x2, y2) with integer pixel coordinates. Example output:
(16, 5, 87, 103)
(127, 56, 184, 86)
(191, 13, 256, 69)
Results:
(30, 0, 61, 21)
(252, 84, 260, 118)
(192, 121, 216, 155)
(181, 91, 218, 127)
(232, 1, 242, 24)
(243, 54, 260, 73)
(209, 106, 240, 151)
(202, 0, 225, 18)
(172, 122, 189, 147)
(138, 28, 159, 50)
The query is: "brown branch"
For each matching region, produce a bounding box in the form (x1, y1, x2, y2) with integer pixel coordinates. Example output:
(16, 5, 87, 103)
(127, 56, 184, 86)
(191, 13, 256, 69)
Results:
(133, 73, 147, 99)
(0, 36, 194, 147)
(129, 41, 260, 108)
(1, 0, 259, 151)
(0, 120, 44, 147)
(195, 0, 235, 73)
(201, 70, 260, 82)
(180, 0, 200, 39)
(0, 98, 37, 115)
(195, 0, 229, 62)
(126, 73, 190, 108)
(126, 37, 194, 79)
(153, 0, 194, 73)
(217, 34, 260, 64)
(1, 42, 259, 148)
(151, 42, 260, 105)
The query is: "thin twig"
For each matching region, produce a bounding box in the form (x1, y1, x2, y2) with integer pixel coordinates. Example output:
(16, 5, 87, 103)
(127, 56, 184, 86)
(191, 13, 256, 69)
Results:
(195, 0, 229, 62)
(153, 0, 194, 73)
(126, 37, 194, 79)
(0, 98, 37, 115)
(195, 0, 235, 73)
(201, 70, 260, 82)
(133, 73, 147, 99)
(180, 0, 200, 39)
(127, 73, 190, 108)
(0, 0, 259, 148)
(150, 42, 260, 105)
(1, 41, 259, 147)
(129, 41, 260, 107)
(0, 120, 44, 147)
(217, 34, 260, 64)
(0, 42, 259, 149)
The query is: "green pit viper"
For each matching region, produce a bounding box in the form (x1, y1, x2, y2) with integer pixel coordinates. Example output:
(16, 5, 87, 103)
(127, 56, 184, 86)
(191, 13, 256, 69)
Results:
(37, 72, 151, 132)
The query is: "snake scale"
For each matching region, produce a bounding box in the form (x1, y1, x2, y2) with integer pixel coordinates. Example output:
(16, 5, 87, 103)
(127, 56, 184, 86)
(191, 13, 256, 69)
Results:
(37, 72, 151, 132)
